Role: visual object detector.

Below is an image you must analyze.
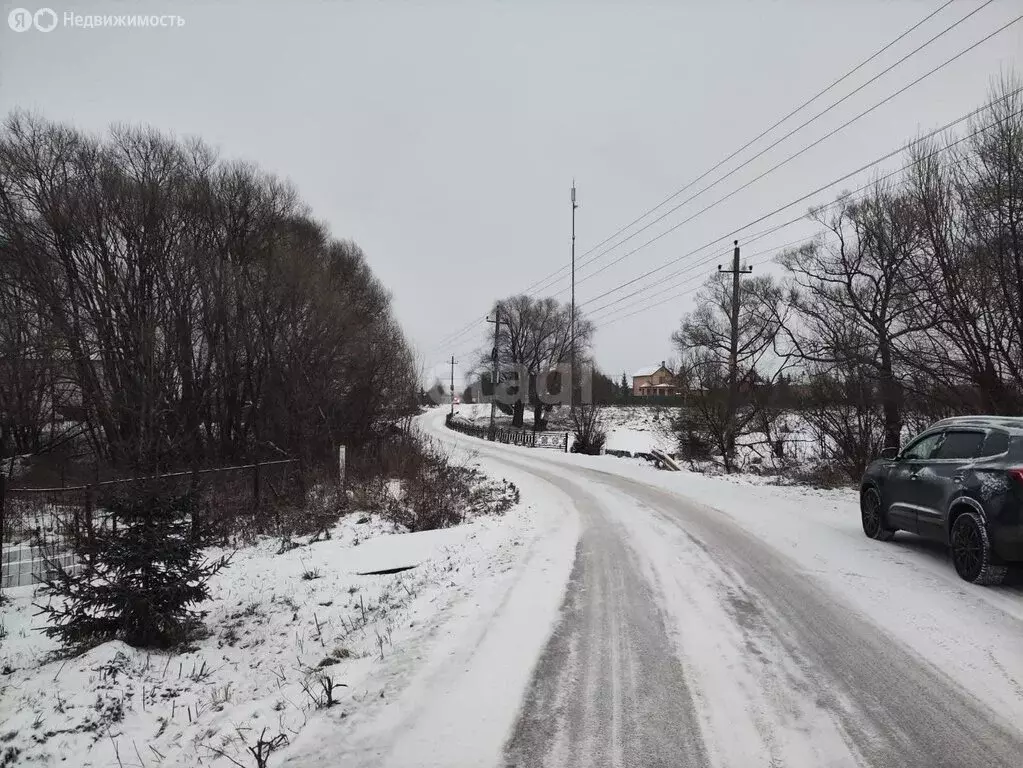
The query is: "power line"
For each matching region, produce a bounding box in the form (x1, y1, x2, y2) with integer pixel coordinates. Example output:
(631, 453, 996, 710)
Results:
(428, 315, 485, 354)
(432, 0, 969, 346)
(575, 88, 1023, 313)
(445, 326, 492, 368)
(594, 267, 742, 330)
(436, 96, 1023, 356)
(538, 0, 996, 294)
(584, 234, 814, 320)
(429, 16, 1021, 356)
(521, 0, 963, 298)
(445, 333, 487, 365)
(591, 102, 1023, 331)
(561, 7, 1021, 297)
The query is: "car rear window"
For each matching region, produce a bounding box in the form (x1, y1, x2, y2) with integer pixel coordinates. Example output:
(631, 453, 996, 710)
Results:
(981, 430, 1009, 456)
(935, 430, 985, 460)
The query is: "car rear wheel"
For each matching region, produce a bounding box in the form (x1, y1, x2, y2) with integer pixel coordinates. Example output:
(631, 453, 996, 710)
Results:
(861, 487, 895, 541)
(950, 511, 1007, 586)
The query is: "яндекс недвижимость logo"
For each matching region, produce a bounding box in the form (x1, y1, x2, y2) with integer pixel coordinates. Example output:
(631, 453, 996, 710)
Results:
(8, 7, 57, 32)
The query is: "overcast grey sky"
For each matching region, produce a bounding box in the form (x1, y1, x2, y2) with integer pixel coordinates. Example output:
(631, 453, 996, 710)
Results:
(3, 0, 1021, 388)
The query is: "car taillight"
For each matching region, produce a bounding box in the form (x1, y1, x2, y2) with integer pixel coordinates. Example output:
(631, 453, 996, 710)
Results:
(1008, 469, 1023, 486)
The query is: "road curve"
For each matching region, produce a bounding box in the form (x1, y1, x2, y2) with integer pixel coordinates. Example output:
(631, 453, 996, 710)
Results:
(428, 420, 1023, 768)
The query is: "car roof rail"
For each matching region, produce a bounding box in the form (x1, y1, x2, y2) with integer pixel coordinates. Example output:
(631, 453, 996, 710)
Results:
(931, 415, 1023, 429)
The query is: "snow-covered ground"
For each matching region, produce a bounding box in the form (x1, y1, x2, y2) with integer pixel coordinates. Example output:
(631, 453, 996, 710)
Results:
(447, 403, 822, 467)
(0, 456, 577, 768)
(422, 407, 1023, 766)
(475, 432, 1023, 726)
(599, 405, 676, 454)
(447, 403, 676, 455)
(5, 407, 1022, 766)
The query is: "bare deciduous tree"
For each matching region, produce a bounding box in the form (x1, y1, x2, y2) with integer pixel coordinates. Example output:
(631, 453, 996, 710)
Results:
(672, 273, 789, 473)
(779, 181, 929, 451)
(903, 78, 1023, 414)
(0, 112, 417, 472)
(485, 295, 593, 429)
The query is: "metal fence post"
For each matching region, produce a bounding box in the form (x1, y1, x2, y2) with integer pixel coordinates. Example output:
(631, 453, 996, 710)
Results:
(564, 432, 569, 453)
(253, 461, 262, 512)
(295, 458, 307, 498)
(84, 483, 94, 539)
(338, 445, 347, 493)
(188, 468, 201, 541)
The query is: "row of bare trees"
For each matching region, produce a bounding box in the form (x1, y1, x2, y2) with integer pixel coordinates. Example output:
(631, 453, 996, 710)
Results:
(0, 112, 418, 472)
(474, 295, 593, 429)
(673, 78, 1023, 478)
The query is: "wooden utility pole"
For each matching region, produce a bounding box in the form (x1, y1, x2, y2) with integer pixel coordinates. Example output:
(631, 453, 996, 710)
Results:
(570, 182, 578, 412)
(486, 307, 501, 440)
(718, 240, 752, 464)
(449, 355, 457, 417)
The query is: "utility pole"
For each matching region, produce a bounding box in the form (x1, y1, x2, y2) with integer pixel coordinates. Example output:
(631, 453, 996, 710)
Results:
(570, 182, 578, 412)
(718, 240, 753, 467)
(486, 307, 501, 440)
(449, 355, 457, 417)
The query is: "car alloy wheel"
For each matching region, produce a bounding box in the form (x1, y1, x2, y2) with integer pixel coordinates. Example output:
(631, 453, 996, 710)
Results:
(952, 514, 984, 582)
(860, 487, 891, 540)
(950, 510, 1007, 586)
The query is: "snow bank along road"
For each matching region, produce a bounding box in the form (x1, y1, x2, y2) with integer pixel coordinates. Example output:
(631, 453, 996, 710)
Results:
(366, 408, 1023, 768)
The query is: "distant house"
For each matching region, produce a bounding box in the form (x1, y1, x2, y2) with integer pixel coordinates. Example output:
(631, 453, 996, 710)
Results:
(632, 361, 680, 397)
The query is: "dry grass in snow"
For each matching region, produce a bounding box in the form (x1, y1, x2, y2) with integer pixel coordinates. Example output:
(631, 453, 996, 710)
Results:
(0, 485, 532, 768)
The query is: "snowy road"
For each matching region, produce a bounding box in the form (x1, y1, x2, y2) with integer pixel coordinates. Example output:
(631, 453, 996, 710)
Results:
(502, 465, 709, 768)
(375, 409, 1023, 768)
(492, 456, 1023, 768)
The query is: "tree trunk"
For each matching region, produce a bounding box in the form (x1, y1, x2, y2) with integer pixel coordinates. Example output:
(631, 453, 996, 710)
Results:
(532, 402, 545, 432)
(512, 400, 525, 428)
(878, 344, 902, 449)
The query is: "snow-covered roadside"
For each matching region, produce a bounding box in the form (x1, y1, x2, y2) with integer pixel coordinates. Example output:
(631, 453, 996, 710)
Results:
(447, 402, 676, 456)
(446, 403, 811, 466)
(283, 459, 580, 767)
(624, 467, 1023, 723)
(0, 446, 579, 768)
(600, 405, 676, 455)
(423, 407, 1023, 736)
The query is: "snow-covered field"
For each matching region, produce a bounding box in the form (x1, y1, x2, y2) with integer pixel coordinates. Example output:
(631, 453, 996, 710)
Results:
(599, 405, 676, 454)
(449, 403, 821, 468)
(0, 457, 576, 768)
(448, 403, 676, 455)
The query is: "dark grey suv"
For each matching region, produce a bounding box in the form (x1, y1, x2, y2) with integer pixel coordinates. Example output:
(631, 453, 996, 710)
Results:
(859, 416, 1023, 585)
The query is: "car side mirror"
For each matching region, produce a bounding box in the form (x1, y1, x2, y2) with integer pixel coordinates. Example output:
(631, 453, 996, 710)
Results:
(880, 447, 900, 460)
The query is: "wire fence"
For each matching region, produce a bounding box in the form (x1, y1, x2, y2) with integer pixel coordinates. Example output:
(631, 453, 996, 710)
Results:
(1, 459, 305, 589)
(445, 414, 569, 451)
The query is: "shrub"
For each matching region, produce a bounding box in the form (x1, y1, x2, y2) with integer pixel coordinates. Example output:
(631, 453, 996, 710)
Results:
(677, 428, 713, 462)
(35, 483, 230, 651)
(785, 461, 851, 489)
(570, 404, 607, 455)
(369, 433, 516, 531)
(300, 484, 345, 540)
(385, 448, 470, 531)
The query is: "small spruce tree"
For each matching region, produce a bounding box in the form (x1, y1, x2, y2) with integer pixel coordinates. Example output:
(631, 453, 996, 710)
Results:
(36, 483, 230, 650)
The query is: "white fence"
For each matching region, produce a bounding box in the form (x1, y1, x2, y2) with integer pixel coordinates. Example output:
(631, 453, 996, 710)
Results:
(1, 542, 78, 589)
